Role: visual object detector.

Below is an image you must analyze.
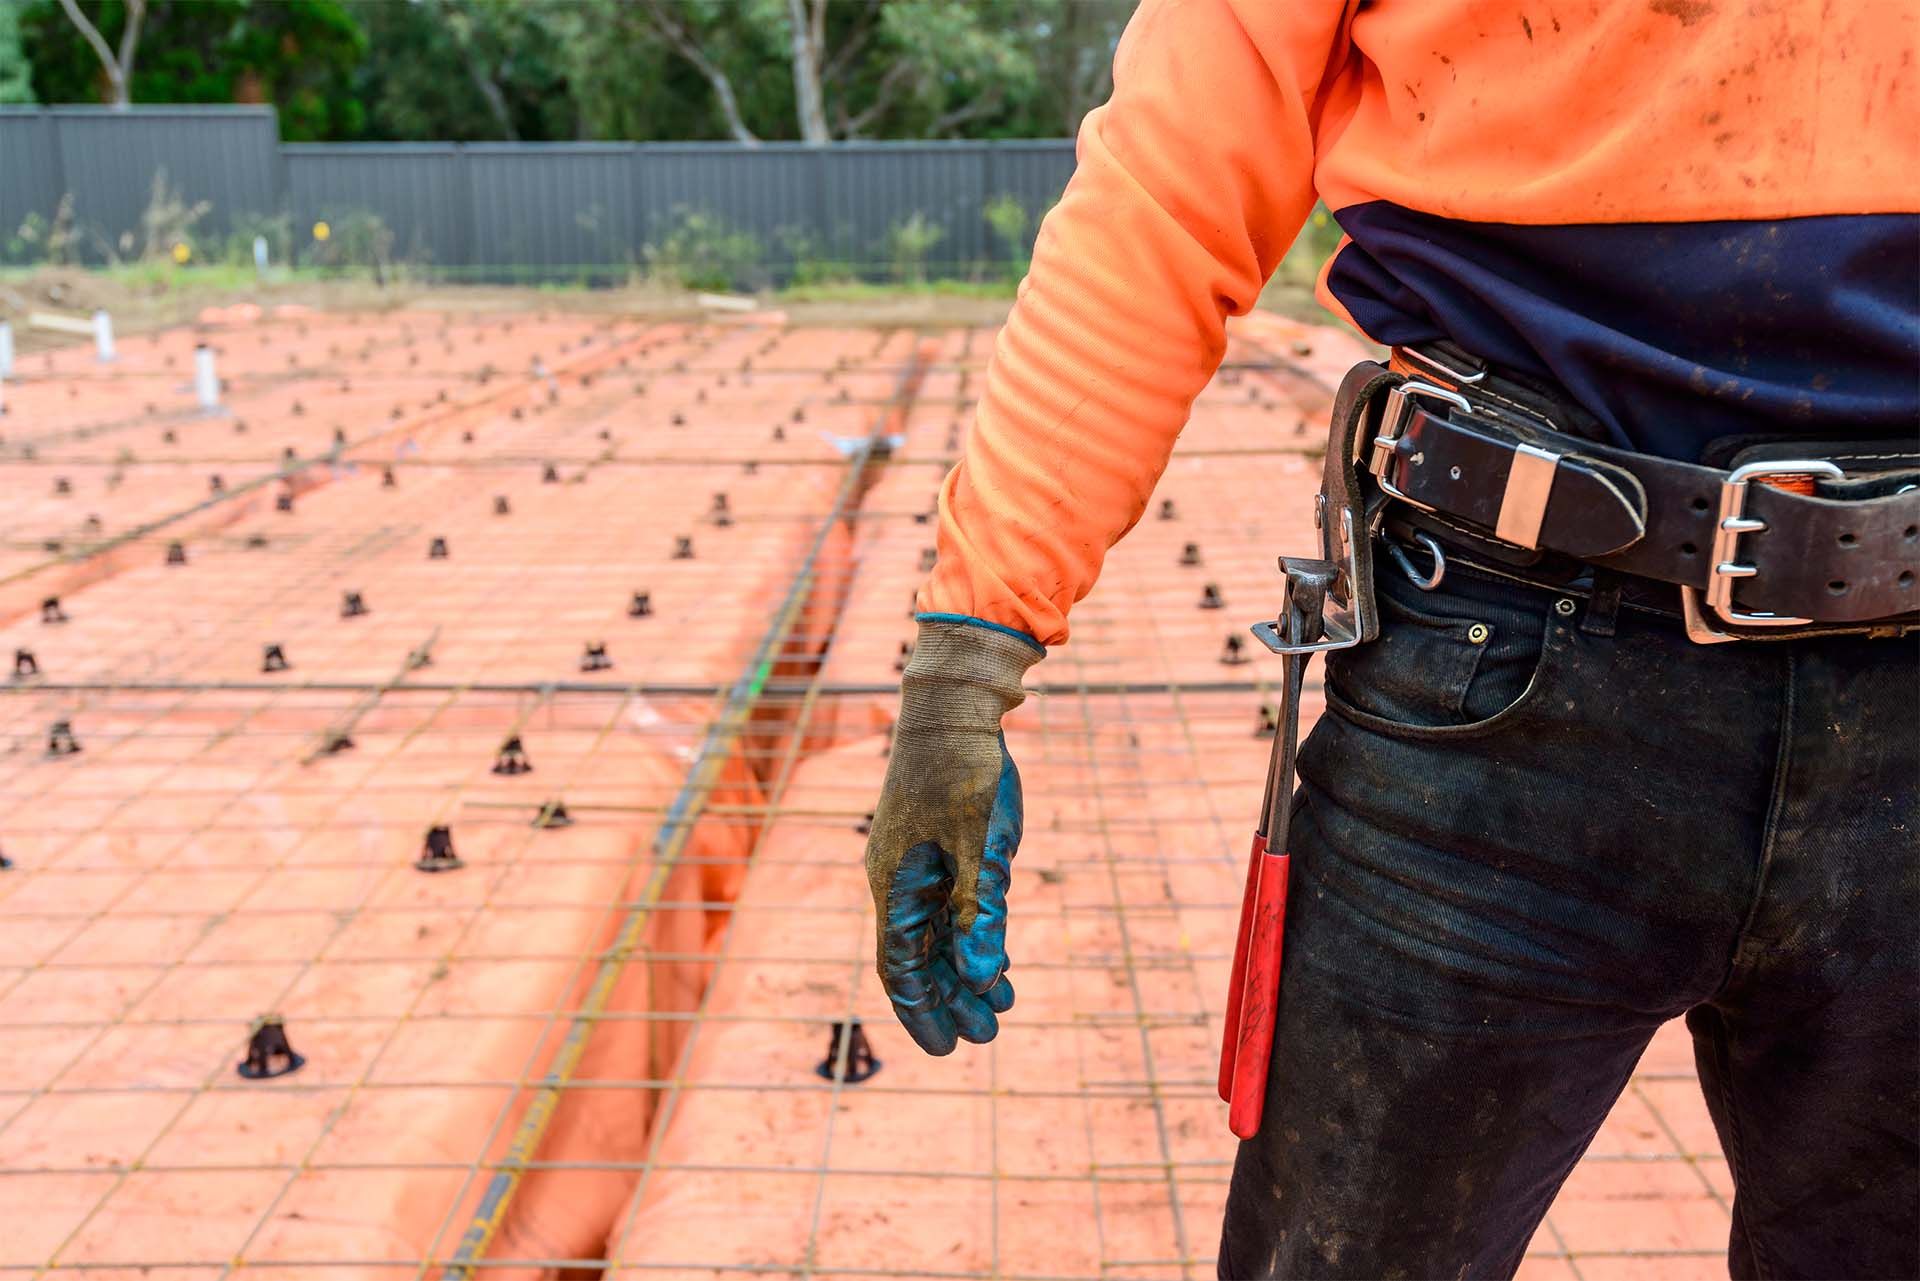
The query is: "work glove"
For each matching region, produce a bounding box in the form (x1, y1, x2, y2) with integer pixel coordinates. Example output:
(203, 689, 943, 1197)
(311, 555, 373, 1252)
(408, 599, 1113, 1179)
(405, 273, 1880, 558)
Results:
(865, 615, 1044, 1055)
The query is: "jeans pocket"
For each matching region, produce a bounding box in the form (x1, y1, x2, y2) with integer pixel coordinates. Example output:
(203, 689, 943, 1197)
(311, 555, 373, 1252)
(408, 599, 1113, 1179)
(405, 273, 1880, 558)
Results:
(1323, 567, 1561, 740)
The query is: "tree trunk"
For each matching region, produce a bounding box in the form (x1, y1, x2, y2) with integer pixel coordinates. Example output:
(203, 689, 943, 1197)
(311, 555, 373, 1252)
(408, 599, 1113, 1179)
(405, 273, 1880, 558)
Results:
(56, 0, 144, 107)
(466, 65, 518, 140)
(639, 0, 760, 144)
(785, 0, 830, 142)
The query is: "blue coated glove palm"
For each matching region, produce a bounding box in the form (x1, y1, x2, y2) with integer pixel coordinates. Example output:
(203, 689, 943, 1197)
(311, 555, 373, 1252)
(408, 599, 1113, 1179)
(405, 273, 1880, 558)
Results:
(865, 616, 1043, 1055)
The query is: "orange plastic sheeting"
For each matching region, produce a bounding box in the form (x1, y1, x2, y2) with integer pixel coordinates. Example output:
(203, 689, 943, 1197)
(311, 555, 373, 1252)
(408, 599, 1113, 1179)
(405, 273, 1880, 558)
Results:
(0, 463, 838, 689)
(480, 705, 762, 1275)
(0, 310, 681, 628)
(1, 312, 924, 610)
(0, 312, 899, 1272)
(807, 353, 976, 741)
(602, 731, 1234, 1279)
(0, 686, 750, 1271)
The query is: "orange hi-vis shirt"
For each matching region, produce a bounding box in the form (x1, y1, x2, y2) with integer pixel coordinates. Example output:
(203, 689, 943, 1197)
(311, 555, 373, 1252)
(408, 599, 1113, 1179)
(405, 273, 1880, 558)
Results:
(919, 0, 1920, 646)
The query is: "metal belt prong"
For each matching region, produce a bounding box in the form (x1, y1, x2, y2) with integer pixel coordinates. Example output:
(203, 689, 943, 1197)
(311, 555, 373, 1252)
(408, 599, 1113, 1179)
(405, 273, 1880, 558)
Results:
(1680, 458, 1847, 643)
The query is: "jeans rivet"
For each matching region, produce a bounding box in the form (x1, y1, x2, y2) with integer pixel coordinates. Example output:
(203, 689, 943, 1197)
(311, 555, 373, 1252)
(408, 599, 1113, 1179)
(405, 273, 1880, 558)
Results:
(1467, 623, 1490, 644)
(1554, 598, 1577, 617)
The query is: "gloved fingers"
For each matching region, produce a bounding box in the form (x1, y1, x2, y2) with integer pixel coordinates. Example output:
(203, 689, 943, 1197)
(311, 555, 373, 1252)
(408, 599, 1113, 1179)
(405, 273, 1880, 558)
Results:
(879, 841, 961, 1056)
(879, 840, 952, 971)
(954, 743, 1023, 995)
(887, 958, 961, 1056)
(876, 833, 1016, 1051)
(931, 953, 1001, 1045)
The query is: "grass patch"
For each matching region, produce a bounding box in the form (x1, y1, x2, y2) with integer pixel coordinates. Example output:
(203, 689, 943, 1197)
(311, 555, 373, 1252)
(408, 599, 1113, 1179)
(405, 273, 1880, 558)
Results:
(0, 262, 327, 294)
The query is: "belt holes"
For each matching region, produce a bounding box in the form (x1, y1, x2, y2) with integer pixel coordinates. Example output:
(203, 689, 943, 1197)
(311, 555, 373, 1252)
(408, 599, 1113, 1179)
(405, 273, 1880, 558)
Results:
(1900, 570, 1914, 589)
(1906, 525, 1918, 541)
(1690, 496, 1711, 513)
(1680, 541, 1697, 557)
(1838, 532, 1858, 547)
(1827, 579, 1849, 596)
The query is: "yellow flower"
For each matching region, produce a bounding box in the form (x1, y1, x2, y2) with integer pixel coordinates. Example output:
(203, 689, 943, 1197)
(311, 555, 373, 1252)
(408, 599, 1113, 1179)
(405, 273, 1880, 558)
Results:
(313, 221, 332, 243)
(171, 241, 192, 264)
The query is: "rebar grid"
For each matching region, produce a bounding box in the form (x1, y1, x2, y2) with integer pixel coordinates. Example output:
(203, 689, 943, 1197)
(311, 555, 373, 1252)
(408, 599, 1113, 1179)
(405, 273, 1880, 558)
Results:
(0, 309, 1734, 1279)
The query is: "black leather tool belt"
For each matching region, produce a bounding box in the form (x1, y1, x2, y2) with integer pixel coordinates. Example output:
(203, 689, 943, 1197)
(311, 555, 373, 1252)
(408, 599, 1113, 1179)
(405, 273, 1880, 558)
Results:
(1358, 344, 1920, 642)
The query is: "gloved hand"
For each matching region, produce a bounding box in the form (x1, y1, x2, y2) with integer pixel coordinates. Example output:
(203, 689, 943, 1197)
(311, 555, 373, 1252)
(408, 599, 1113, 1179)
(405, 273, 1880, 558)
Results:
(865, 615, 1044, 1055)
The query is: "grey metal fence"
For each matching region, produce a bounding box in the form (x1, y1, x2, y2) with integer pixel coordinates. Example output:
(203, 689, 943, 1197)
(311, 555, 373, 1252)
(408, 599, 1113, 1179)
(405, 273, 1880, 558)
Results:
(1, 106, 281, 261)
(1, 107, 1077, 286)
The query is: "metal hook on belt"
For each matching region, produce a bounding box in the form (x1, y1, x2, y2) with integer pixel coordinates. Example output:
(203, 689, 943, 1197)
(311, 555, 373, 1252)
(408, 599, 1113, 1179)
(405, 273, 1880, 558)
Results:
(1387, 530, 1447, 591)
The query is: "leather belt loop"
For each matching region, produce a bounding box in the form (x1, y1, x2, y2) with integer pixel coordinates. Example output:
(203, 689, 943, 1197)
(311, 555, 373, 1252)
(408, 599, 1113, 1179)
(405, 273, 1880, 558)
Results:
(1494, 444, 1561, 549)
(1581, 571, 1624, 638)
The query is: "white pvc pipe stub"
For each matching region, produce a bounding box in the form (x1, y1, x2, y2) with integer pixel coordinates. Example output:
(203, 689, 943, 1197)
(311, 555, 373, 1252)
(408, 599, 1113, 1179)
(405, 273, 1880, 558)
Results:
(194, 344, 221, 411)
(0, 321, 13, 379)
(93, 310, 115, 363)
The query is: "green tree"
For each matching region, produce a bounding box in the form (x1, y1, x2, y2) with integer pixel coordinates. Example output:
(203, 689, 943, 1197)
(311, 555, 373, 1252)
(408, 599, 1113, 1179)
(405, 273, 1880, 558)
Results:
(0, 0, 37, 103)
(343, 0, 576, 142)
(28, 0, 143, 104)
(23, 0, 1135, 143)
(26, 0, 365, 137)
(612, 0, 1129, 143)
(549, 0, 720, 142)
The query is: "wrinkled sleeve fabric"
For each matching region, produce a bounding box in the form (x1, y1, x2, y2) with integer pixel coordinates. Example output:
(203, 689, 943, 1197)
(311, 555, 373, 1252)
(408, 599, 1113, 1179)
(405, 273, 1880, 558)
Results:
(917, 0, 1351, 645)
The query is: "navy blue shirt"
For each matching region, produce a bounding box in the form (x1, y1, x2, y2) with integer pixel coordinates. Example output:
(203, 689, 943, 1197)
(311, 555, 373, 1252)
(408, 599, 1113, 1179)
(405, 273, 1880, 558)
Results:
(1326, 204, 1920, 461)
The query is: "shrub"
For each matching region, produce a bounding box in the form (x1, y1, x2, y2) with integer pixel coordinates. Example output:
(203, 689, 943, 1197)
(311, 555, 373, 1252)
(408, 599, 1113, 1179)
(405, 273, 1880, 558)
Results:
(309, 210, 397, 280)
(642, 209, 762, 293)
(885, 213, 944, 285)
(6, 194, 79, 267)
(5, 211, 47, 266)
(139, 170, 211, 264)
(982, 195, 1030, 282)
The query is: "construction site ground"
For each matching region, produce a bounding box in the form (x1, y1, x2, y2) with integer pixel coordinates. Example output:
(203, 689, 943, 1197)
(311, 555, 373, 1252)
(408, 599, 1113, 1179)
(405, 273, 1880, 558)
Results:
(0, 290, 1736, 1278)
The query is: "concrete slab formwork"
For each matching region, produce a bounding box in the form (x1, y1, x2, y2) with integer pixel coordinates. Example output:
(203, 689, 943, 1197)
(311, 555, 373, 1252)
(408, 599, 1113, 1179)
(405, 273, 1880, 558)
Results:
(0, 306, 1733, 1278)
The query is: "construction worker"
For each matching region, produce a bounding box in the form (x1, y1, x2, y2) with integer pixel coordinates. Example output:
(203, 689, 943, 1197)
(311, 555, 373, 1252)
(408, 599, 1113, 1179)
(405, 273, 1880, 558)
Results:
(864, 0, 1918, 1276)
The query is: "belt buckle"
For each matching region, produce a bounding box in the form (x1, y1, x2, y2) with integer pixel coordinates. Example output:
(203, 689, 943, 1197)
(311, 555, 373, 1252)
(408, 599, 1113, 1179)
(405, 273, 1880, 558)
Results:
(1366, 380, 1473, 510)
(1679, 459, 1845, 643)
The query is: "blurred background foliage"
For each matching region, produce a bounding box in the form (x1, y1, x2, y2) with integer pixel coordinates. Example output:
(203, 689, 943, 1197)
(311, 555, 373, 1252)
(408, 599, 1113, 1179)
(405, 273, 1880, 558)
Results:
(11, 0, 1134, 143)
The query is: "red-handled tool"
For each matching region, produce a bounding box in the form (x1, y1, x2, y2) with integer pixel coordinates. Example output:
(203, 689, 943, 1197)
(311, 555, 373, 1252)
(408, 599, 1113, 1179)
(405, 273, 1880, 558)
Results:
(1223, 834, 1293, 1139)
(1218, 558, 1337, 1140)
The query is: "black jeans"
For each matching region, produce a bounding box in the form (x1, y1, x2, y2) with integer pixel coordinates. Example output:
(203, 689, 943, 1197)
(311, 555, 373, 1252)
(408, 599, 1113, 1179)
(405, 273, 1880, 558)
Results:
(1218, 556, 1919, 1280)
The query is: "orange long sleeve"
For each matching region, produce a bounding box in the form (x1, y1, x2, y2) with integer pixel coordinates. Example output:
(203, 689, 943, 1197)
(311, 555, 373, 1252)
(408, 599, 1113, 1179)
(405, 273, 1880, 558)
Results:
(918, 0, 1350, 645)
(918, 0, 1919, 645)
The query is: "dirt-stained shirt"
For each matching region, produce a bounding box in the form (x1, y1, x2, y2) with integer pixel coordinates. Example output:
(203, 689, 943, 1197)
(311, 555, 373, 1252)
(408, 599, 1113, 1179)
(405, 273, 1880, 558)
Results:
(921, 0, 1919, 644)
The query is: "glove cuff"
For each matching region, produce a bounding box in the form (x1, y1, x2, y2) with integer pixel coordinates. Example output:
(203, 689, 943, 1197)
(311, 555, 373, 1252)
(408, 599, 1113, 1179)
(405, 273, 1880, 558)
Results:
(898, 616, 1043, 732)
